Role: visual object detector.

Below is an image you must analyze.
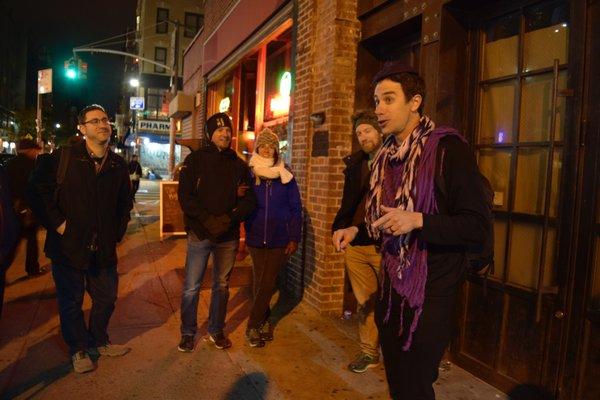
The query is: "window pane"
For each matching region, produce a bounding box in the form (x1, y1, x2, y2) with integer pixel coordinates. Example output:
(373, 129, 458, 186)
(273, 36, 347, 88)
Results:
(514, 148, 548, 215)
(483, 13, 519, 79)
(156, 8, 169, 34)
(492, 220, 508, 280)
(478, 148, 512, 211)
(155, 47, 167, 73)
(543, 228, 557, 288)
(264, 29, 292, 121)
(550, 148, 562, 218)
(519, 71, 567, 142)
(185, 13, 202, 38)
(523, 2, 569, 72)
(508, 222, 542, 289)
(479, 81, 516, 144)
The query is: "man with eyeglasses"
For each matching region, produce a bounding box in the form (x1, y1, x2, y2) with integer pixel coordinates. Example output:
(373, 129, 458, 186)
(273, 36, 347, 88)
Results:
(28, 104, 133, 374)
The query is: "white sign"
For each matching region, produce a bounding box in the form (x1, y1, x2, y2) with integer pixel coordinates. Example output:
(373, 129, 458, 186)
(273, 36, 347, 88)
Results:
(138, 119, 171, 132)
(38, 68, 52, 94)
(130, 97, 145, 110)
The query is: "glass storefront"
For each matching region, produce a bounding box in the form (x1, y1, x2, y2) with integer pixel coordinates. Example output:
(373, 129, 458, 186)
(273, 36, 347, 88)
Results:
(206, 23, 293, 162)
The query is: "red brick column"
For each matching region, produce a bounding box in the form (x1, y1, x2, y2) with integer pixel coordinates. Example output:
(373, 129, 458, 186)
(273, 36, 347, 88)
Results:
(288, 0, 360, 315)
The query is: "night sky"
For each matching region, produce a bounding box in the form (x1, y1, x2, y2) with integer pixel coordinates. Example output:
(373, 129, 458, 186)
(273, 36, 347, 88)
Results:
(6, 0, 137, 129)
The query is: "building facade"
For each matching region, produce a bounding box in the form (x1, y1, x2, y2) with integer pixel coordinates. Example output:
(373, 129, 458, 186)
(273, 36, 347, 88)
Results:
(129, 0, 204, 174)
(176, 0, 600, 398)
(0, 1, 27, 151)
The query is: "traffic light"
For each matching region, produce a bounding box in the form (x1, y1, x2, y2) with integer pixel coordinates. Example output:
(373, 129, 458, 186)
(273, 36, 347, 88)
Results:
(64, 58, 78, 80)
(63, 57, 87, 80)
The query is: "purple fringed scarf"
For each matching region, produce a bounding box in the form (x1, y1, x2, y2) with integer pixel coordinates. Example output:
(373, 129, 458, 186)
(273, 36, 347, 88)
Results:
(365, 115, 465, 350)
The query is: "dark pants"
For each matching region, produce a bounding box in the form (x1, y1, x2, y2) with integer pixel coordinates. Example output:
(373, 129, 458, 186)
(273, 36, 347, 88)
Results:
(52, 262, 118, 355)
(376, 274, 457, 400)
(4, 224, 40, 275)
(131, 179, 140, 201)
(247, 247, 288, 330)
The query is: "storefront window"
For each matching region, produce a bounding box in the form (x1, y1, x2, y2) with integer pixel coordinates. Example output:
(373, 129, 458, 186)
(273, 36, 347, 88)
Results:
(264, 28, 292, 122)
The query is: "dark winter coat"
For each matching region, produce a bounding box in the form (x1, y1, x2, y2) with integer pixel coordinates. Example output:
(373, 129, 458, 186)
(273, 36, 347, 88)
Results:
(244, 173, 302, 248)
(178, 142, 256, 242)
(331, 150, 376, 246)
(27, 141, 132, 270)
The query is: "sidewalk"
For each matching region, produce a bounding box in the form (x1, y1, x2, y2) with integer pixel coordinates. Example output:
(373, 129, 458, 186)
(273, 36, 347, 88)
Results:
(0, 199, 508, 399)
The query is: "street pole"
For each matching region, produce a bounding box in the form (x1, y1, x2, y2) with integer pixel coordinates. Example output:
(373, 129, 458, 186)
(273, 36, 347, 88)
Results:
(168, 20, 180, 179)
(36, 92, 42, 146)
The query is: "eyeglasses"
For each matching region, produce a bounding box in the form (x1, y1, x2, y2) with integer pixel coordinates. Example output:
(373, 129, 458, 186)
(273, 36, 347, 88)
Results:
(83, 117, 110, 126)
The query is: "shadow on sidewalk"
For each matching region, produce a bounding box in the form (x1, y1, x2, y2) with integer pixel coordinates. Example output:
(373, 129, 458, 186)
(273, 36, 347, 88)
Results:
(0, 334, 71, 398)
(224, 372, 269, 400)
(118, 239, 177, 274)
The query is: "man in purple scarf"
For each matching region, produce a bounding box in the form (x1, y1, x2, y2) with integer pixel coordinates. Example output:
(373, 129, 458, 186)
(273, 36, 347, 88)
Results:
(346, 63, 490, 399)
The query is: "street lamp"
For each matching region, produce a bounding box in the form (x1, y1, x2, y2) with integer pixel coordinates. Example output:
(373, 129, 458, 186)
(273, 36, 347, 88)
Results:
(129, 78, 140, 87)
(55, 123, 61, 129)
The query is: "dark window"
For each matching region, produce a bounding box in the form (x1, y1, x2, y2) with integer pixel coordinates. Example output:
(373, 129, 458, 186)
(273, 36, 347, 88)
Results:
(156, 8, 169, 34)
(145, 87, 169, 120)
(184, 12, 202, 38)
(154, 47, 167, 73)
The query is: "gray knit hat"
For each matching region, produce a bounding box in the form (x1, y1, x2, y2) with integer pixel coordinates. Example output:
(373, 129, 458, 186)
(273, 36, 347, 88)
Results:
(351, 111, 381, 133)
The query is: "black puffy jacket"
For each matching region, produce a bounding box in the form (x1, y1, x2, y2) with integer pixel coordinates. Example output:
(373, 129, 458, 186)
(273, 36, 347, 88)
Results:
(178, 142, 256, 242)
(27, 142, 132, 269)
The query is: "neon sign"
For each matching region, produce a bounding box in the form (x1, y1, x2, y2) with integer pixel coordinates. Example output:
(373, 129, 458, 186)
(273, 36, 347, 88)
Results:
(269, 71, 292, 117)
(219, 97, 231, 113)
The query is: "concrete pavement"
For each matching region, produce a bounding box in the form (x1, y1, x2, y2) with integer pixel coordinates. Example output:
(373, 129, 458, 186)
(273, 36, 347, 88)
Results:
(0, 186, 508, 399)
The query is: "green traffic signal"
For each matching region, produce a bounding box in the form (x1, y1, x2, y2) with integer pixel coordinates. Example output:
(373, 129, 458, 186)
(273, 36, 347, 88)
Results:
(66, 68, 77, 79)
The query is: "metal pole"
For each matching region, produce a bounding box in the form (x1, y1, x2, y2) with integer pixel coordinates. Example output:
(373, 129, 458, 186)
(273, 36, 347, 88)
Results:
(168, 20, 180, 178)
(36, 92, 42, 146)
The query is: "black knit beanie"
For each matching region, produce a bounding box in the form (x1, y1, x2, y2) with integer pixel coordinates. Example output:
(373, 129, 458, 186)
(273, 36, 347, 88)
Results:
(205, 112, 233, 139)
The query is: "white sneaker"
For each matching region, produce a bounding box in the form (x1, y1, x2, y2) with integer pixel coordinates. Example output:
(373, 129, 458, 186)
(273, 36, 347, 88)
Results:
(72, 351, 94, 373)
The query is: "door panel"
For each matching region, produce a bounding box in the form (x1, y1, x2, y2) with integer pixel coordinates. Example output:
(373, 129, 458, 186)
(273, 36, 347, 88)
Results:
(451, 0, 572, 395)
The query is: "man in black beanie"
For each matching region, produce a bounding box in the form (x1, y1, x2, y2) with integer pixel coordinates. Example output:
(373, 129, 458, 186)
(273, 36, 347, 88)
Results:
(177, 112, 256, 351)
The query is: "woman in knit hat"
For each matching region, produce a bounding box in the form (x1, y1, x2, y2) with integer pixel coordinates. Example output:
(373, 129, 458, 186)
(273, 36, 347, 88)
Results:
(244, 128, 302, 347)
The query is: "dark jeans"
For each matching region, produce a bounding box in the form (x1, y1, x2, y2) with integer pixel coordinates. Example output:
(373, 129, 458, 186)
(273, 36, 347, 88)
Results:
(247, 247, 288, 330)
(376, 274, 457, 400)
(180, 232, 238, 336)
(52, 262, 118, 355)
(131, 179, 140, 201)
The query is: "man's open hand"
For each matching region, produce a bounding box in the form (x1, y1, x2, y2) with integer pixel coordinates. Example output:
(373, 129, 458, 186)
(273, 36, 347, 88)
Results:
(372, 206, 423, 236)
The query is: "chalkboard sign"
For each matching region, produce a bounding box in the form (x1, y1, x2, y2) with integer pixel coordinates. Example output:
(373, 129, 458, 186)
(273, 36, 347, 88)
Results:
(159, 181, 187, 240)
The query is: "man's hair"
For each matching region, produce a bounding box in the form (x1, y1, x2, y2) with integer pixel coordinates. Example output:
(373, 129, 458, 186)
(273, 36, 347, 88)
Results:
(375, 72, 426, 115)
(78, 104, 107, 125)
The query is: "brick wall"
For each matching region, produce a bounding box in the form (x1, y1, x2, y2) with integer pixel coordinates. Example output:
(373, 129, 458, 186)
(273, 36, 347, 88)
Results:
(287, 0, 360, 314)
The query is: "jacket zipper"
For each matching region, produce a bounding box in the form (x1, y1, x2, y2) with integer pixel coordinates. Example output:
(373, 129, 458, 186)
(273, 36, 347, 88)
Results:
(263, 180, 271, 246)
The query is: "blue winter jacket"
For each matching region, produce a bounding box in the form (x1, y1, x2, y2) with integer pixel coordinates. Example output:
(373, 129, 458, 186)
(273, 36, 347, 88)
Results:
(244, 173, 302, 248)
